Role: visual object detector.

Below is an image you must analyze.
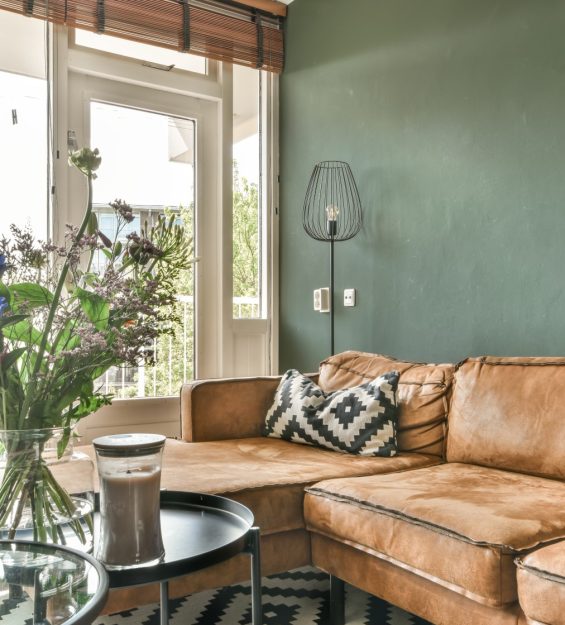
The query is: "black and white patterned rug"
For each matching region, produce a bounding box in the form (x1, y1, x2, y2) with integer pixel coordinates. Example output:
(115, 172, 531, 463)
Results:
(94, 567, 433, 625)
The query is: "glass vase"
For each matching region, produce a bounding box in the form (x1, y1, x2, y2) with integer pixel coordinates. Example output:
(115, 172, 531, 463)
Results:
(0, 428, 95, 551)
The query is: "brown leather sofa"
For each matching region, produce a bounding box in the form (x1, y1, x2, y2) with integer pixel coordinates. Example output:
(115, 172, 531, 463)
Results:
(99, 351, 565, 625)
(305, 353, 565, 625)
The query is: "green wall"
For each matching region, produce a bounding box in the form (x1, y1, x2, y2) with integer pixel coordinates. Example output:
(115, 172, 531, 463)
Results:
(279, 0, 565, 372)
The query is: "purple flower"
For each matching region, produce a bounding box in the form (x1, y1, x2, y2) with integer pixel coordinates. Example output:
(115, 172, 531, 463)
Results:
(110, 199, 135, 223)
(0, 296, 7, 316)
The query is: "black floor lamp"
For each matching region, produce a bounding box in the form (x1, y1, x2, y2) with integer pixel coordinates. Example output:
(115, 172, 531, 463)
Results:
(302, 161, 363, 355)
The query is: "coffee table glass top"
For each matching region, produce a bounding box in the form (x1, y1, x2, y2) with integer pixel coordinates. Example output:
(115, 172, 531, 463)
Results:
(0, 540, 108, 625)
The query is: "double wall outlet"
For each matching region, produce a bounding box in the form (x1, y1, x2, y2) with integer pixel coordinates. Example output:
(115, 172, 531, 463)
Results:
(313, 288, 331, 313)
(314, 288, 356, 312)
(344, 288, 356, 307)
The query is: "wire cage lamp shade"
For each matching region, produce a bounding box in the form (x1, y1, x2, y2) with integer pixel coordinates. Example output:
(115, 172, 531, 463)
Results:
(302, 161, 363, 242)
(302, 161, 363, 356)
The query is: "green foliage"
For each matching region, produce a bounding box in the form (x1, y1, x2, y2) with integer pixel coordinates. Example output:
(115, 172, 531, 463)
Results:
(8, 283, 54, 311)
(138, 206, 194, 398)
(74, 287, 110, 331)
(233, 163, 259, 302)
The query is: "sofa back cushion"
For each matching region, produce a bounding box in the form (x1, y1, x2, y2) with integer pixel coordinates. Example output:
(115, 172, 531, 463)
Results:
(447, 357, 565, 479)
(318, 351, 454, 457)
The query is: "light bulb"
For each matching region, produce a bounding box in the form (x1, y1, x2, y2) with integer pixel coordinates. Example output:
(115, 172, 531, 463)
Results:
(325, 205, 340, 222)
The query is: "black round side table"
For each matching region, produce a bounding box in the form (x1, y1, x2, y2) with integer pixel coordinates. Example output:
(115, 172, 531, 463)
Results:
(0, 539, 109, 625)
(96, 490, 262, 625)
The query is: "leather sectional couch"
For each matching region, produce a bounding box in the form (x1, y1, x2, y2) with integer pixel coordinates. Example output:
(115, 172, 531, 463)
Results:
(100, 351, 565, 625)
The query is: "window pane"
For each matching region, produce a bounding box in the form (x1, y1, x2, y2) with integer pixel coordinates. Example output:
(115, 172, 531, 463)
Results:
(0, 71, 47, 240)
(233, 65, 262, 319)
(91, 102, 195, 398)
(75, 30, 206, 75)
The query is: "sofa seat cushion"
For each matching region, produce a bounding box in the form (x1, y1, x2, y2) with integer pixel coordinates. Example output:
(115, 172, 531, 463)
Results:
(516, 541, 565, 625)
(82, 438, 439, 536)
(304, 463, 565, 607)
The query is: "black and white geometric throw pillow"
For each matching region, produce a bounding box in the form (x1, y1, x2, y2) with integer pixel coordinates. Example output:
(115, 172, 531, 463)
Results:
(263, 369, 399, 457)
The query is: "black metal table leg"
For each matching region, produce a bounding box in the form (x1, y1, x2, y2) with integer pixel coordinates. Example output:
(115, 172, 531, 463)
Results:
(160, 580, 169, 625)
(247, 526, 262, 625)
(329, 575, 345, 625)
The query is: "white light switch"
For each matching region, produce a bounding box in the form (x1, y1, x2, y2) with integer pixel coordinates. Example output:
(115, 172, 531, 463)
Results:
(314, 288, 330, 312)
(344, 288, 356, 307)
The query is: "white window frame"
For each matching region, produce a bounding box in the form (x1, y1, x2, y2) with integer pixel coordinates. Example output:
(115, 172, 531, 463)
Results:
(230, 70, 279, 376)
(48, 26, 279, 441)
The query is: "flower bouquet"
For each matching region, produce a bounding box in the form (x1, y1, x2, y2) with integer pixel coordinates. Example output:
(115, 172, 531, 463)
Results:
(0, 148, 192, 546)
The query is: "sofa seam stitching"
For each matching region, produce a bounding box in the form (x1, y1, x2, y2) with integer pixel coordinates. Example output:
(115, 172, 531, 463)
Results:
(305, 488, 557, 554)
(515, 559, 565, 585)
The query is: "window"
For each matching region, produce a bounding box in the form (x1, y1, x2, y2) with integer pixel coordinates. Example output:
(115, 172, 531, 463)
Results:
(233, 64, 263, 319)
(0, 72, 48, 239)
(0, 14, 277, 437)
(0, 12, 49, 240)
(74, 30, 207, 74)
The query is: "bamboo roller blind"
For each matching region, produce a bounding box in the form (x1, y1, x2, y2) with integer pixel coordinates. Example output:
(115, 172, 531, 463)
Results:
(0, 0, 285, 72)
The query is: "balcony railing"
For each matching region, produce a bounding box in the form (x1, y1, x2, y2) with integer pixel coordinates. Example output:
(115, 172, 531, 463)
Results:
(99, 295, 260, 398)
(232, 296, 260, 319)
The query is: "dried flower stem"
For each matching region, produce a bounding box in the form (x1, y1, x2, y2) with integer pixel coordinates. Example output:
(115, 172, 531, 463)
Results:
(18, 177, 94, 428)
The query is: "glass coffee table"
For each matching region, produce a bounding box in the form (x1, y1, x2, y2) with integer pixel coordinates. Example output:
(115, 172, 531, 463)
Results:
(96, 491, 262, 625)
(0, 540, 109, 625)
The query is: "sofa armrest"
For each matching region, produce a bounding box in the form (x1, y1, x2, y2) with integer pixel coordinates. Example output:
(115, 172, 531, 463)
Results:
(180, 376, 280, 442)
(180, 373, 320, 442)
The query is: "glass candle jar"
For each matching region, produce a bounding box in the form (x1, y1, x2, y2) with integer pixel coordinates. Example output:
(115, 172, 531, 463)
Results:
(93, 433, 166, 569)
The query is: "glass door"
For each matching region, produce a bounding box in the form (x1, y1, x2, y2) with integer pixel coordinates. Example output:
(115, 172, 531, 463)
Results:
(89, 101, 195, 398)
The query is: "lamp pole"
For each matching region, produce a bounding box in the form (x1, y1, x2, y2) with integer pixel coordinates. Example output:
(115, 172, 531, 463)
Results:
(327, 215, 337, 355)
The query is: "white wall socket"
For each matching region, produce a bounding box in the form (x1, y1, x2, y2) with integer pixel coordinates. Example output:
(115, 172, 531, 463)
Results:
(313, 288, 330, 313)
(344, 288, 356, 307)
